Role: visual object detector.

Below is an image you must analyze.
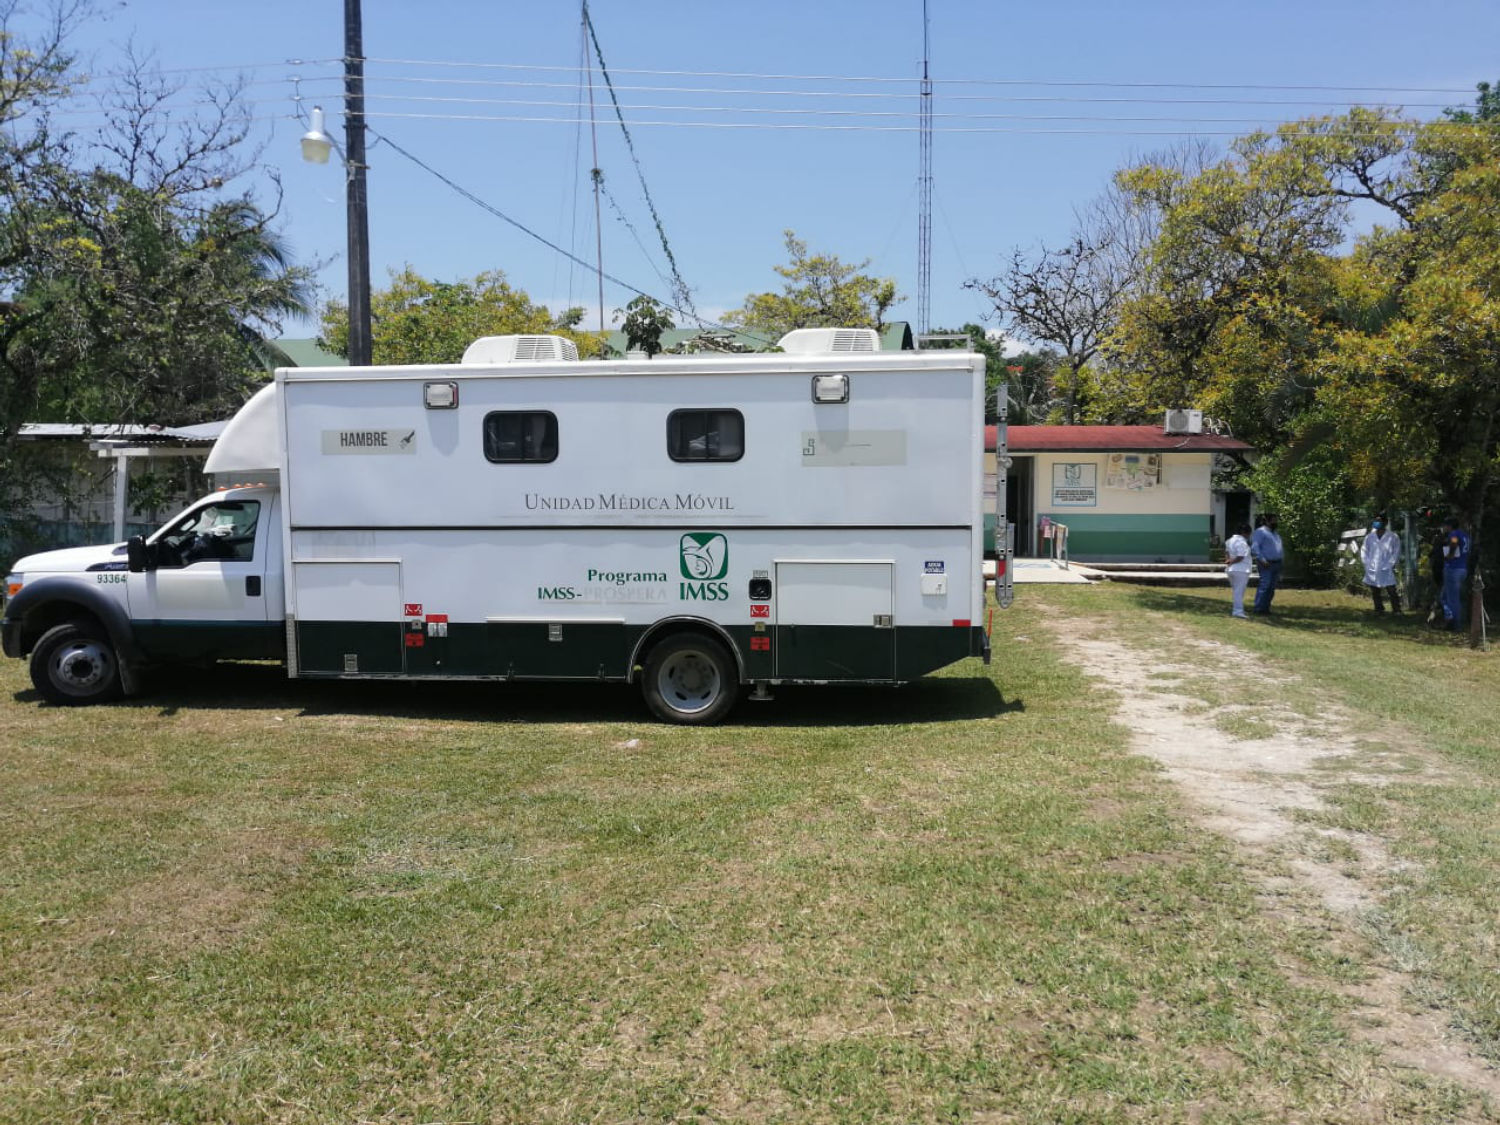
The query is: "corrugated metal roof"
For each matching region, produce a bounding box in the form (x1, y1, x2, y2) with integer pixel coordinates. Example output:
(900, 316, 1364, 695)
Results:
(988, 425, 1252, 453)
(16, 423, 219, 444)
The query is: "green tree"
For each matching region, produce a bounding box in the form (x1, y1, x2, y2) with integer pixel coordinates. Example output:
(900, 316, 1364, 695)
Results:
(1443, 79, 1500, 123)
(618, 294, 673, 357)
(1321, 118, 1500, 617)
(320, 267, 601, 365)
(1099, 91, 1500, 614)
(0, 7, 313, 554)
(725, 230, 900, 341)
(18, 186, 314, 425)
(1103, 121, 1358, 447)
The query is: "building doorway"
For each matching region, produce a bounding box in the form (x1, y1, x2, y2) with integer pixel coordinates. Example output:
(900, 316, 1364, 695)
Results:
(1223, 491, 1253, 544)
(1007, 457, 1035, 556)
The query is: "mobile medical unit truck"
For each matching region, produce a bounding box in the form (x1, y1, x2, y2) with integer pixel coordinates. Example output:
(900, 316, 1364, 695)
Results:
(3, 328, 993, 723)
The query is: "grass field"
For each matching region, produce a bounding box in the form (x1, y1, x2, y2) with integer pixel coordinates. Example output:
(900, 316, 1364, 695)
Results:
(0, 586, 1495, 1122)
(1037, 585, 1500, 1081)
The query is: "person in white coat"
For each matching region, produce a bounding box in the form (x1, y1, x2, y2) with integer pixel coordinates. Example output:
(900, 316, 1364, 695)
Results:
(1361, 514, 1402, 614)
(1225, 522, 1252, 618)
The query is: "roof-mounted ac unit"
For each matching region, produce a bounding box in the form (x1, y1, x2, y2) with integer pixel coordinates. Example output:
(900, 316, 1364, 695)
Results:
(462, 335, 579, 364)
(777, 328, 880, 355)
(1164, 408, 1203, 435)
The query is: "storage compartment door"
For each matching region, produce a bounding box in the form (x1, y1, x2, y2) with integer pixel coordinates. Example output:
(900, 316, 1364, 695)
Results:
(774, 561, 895, 681)
(293, 561, 404, 674)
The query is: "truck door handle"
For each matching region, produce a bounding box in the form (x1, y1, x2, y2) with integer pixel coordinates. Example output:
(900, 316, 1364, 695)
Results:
(246, 576, 262, 597)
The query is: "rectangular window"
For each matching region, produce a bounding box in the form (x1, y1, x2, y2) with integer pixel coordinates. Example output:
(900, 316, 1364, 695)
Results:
(667, 409, 744, 462)
(483, 411, 558, 463)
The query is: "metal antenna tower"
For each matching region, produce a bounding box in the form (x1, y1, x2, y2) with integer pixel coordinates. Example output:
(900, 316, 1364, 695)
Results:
(917, 0, 933, 336)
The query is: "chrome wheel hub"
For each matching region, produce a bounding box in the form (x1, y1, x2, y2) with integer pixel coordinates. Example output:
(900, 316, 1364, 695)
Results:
(50, 641, 115, 693)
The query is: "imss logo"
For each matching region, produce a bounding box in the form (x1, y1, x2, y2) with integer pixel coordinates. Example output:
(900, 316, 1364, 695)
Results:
(679, 533, 730, 600)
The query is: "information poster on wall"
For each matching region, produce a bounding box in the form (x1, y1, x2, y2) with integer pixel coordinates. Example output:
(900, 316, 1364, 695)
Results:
(1106, 452, 1161, 491)
(1051, 462, 1097, 507)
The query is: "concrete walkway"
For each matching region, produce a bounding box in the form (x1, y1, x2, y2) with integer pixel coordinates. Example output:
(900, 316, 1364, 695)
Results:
(985, 559, 1240, 586)
(985, 558, 1100, 585)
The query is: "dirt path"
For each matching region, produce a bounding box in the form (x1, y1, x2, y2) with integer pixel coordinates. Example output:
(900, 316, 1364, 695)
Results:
(1037, 604, 1500, 1104)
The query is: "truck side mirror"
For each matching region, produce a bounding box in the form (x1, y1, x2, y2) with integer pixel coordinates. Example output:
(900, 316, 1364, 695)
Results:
(126, 536, 151, 573)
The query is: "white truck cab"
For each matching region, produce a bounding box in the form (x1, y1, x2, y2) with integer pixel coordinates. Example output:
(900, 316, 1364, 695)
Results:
(4, 330, 994, 723)
(4, 485, 284, 702)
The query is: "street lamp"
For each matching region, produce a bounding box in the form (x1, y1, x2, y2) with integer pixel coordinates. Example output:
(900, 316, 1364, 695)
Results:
(299, 107, 332, 164)
(299, 0, 372, 366)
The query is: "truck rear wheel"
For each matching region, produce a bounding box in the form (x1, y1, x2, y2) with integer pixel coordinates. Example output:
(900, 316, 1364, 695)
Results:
(642, 634, 738, 725)
(30, 622, 123, 705)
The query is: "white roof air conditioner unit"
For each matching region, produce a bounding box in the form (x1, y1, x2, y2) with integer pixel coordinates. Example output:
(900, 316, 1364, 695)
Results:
(1164, 408, 1203, 435)
(462, 335, 579, 364)
(777, 327, 880, 355)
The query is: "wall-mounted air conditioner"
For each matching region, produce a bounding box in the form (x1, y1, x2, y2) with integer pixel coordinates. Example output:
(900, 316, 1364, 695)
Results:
(1164, 408, 1203, 435)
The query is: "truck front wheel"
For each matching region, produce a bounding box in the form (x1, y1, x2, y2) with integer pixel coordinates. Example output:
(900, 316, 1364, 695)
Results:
(642, 634, 739, 725)
(30, 622, 123, 705)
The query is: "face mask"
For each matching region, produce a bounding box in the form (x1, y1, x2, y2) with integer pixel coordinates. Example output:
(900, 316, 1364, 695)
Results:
(1373, 521, 1383, 530)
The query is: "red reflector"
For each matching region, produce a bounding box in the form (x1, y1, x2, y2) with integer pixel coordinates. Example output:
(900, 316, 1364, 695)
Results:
(952, 619, 970, 628)
(997, 560, 1006, 576)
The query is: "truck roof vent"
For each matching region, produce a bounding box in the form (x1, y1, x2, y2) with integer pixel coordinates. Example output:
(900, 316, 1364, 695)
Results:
(461, 334, 580, 364)
(776, 327, 880, 355)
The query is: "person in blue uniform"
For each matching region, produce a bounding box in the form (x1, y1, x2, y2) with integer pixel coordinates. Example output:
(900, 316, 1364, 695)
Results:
(1440, 517, 1470, 631)
(1250, 513, 1283, 616)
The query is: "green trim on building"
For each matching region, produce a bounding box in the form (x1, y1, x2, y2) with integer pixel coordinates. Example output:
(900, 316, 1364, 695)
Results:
(1040, 512, 1211, 562)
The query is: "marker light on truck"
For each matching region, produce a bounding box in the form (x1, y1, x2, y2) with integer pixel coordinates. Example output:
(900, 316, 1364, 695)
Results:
(810, 374, 849, 404)
(424, 381, 459, 409)
(4, 575, 20, 599)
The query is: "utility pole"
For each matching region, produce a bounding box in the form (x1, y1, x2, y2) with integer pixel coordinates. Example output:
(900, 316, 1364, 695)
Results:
(344, 0, 373, 366)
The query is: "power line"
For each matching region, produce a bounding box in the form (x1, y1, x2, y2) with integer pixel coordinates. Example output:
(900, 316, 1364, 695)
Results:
(368, 128, 775, 348)
(361, 58, 1479, 95)
(49, 91, 1486, 131)
(340, 93, 1461, 127)
(67, 53, 1485, 100)
(321, 73, 1472, 109)
(352, 111, 1484, 138)
(582, 3, 700, 325)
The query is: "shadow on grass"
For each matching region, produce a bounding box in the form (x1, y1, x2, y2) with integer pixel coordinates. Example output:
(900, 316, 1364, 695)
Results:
(12, 661, 1019, 728)
(1125, 587, 1472, 647)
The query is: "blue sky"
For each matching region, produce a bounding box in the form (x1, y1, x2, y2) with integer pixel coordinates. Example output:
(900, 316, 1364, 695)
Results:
(48, 0, 1500, 340)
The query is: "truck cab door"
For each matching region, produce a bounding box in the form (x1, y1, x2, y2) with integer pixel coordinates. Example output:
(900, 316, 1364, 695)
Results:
(127, 497, 276, 660)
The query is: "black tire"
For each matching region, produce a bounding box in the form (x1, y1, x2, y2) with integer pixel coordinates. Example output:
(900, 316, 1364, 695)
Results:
(641, 633, 739, 725)
(29, 622, 123, 705)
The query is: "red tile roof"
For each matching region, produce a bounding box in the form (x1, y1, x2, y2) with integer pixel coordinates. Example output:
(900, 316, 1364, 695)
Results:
(987, 425, 1252, 453)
